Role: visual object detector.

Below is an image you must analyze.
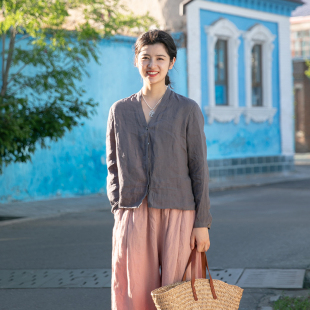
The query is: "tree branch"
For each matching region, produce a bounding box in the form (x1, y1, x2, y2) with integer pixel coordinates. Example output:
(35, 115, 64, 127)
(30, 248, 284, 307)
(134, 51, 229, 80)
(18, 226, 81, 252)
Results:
(2, 32, 5, 84)
(1, 27, 16, 96)
(15, 34, 30, 43)
(7, 63, 28, 86)
(1, 1, 6, 85)
(10, 83, 29, 96)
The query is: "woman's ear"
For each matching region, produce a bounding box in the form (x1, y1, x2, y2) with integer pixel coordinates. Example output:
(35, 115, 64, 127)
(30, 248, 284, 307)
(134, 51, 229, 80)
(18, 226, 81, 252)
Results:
(169, 57, 176, 70)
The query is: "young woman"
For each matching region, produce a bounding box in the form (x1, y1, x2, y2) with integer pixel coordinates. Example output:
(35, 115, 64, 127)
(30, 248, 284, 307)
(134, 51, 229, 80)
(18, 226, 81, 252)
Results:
(106, 29, 212, 310)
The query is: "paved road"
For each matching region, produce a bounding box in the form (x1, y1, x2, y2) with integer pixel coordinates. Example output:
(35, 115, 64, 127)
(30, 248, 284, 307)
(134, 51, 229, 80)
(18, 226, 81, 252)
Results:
(1, 178, 310, 310)
(0, 209, 113, 310)
(208, 178, 310, 270)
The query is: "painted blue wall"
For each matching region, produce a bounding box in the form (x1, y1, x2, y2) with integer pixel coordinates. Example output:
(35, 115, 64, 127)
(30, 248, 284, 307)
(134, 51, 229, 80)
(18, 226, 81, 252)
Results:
(0, 35, 188, 203)
(200, 10, 282, 160)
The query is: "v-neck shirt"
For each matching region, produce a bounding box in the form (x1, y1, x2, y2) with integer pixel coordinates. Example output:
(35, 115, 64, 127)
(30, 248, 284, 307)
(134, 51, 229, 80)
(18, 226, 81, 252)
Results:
(106, 87, 212, 228)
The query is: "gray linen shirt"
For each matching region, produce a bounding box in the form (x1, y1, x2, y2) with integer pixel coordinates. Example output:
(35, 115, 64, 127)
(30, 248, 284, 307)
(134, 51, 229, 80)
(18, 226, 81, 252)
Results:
(106, 87, 212, 228)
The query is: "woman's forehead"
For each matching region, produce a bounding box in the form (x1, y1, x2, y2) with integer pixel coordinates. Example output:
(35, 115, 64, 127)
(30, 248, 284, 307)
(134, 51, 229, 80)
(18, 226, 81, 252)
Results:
(139, 43, 168, 55)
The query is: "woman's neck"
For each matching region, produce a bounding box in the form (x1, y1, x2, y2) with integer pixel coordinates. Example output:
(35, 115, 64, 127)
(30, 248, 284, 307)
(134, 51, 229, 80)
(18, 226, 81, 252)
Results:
(142, 82, 168, 102)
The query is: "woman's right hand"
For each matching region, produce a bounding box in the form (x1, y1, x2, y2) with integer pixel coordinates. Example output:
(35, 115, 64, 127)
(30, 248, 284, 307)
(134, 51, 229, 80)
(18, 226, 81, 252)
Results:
(190, 227, 210, 253)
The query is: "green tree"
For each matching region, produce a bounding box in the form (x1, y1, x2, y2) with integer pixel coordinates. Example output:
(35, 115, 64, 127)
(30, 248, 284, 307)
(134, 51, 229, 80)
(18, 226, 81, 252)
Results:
(0, 0, 156, 173)
(305, 59, 310, 79)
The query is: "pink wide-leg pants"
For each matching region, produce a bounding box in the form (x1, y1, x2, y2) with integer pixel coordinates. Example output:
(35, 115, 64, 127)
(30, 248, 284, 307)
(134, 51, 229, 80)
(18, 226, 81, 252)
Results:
(111, 195, 203, 310)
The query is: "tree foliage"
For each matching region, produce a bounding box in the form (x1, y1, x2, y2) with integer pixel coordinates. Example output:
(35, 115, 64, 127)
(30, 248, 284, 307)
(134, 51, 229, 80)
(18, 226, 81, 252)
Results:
(0, 0, 156, 173)
(305, 59, 310, 79)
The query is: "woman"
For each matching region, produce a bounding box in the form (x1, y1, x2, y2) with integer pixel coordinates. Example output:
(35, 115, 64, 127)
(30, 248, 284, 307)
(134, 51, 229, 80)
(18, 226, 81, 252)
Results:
(106, 29, 212, 310)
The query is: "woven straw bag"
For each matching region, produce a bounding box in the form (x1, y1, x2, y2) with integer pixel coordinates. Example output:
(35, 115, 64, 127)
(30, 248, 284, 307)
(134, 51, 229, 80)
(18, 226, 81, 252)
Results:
(151, 248, 243, 309)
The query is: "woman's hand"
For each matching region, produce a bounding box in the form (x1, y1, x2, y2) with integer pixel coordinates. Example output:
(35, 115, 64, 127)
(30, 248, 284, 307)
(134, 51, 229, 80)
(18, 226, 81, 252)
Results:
(190, 227, 210, 252)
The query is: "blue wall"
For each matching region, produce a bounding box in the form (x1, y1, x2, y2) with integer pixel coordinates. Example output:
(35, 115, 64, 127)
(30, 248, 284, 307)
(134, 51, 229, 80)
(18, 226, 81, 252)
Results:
(0, 35, 188, 203)
(200, 10, 282, 160)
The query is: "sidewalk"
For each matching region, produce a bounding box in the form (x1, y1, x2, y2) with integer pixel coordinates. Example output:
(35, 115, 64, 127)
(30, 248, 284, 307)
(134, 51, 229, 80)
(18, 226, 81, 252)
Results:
(294, 152, 310, 165)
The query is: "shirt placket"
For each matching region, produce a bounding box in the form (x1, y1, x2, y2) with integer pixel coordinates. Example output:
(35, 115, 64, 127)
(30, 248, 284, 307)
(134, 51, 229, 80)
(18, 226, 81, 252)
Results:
(146, 125, 151, 194)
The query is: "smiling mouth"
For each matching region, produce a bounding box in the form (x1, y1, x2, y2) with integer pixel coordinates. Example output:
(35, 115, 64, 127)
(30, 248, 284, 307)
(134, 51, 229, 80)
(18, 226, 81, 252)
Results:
(147, 71, 159, 76)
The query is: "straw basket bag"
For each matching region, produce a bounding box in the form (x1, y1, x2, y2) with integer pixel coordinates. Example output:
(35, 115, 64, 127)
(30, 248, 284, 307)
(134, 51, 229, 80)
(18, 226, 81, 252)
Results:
(151, 248, 243, 310)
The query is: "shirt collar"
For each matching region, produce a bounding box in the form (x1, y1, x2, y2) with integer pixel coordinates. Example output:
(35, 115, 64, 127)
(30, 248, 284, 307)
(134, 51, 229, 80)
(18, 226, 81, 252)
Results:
(136, 86, 172, 109)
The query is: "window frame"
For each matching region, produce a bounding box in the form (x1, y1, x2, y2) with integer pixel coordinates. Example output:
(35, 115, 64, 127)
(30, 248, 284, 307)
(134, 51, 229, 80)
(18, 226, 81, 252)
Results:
(243, 23, 277, 124)
(204, 18, 243, 124)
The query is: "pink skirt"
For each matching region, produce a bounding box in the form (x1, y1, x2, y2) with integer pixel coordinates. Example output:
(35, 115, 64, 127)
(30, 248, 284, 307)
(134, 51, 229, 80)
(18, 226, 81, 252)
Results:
(111, 195, 203, 310)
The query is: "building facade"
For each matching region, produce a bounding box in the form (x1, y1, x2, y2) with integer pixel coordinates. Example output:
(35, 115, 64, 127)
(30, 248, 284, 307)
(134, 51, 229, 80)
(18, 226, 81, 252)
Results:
(291, 0, 310, 152)
(293, 61, 310, 152)
(291, 15, 310, 58)
(0, 0, 303, 203)
(182, 0, 302, 179)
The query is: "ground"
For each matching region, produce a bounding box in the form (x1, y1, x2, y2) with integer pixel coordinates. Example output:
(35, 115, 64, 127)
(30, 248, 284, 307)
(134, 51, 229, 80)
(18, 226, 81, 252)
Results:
(0, 164, 309, 310)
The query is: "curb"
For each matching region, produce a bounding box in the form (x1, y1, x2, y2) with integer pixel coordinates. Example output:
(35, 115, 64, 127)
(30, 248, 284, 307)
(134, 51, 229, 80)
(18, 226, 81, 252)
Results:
(0, 207, 109, 228)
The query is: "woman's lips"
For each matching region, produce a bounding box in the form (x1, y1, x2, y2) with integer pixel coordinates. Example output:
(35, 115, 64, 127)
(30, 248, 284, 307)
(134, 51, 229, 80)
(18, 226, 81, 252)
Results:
(147, 71, 159, 77)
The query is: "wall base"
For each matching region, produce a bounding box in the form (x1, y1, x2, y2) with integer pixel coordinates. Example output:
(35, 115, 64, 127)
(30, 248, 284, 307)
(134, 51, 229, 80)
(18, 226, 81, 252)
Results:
(208, 155, 294, 179)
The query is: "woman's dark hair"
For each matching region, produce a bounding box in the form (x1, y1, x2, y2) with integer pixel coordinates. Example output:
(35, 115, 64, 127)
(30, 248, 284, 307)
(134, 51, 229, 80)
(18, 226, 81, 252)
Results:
(134, 29, 177, 87)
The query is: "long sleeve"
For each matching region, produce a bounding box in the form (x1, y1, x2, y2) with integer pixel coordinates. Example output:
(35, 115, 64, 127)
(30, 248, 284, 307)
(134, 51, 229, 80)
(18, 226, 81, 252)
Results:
(186, 103, 212, 229)
(106, 107, 120, 211)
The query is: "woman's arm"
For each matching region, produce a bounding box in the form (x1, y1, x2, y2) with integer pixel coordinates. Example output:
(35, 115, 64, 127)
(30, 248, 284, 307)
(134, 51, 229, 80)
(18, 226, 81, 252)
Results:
(186, 103, 212, 252)
(106, 107, 120, 210)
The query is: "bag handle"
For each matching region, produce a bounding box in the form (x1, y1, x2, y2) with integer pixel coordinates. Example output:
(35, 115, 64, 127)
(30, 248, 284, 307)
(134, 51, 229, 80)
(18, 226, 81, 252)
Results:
(182, 248, 217, 301)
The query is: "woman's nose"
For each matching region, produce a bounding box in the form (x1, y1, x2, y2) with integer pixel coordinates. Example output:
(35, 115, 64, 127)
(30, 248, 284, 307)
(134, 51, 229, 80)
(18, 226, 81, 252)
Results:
(147, 60, 156, 68)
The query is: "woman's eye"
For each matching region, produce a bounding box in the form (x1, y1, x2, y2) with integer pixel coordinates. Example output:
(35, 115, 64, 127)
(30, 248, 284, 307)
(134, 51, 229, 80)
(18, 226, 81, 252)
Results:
(158, 58, 164, 60)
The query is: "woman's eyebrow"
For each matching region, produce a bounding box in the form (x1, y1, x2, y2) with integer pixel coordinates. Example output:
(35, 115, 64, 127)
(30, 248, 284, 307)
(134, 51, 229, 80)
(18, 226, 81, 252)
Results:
(141, 53, 167, 57)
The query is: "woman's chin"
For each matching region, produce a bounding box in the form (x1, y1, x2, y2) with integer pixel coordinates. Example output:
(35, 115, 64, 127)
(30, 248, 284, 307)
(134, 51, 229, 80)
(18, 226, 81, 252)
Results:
(145, 77, 165, 85)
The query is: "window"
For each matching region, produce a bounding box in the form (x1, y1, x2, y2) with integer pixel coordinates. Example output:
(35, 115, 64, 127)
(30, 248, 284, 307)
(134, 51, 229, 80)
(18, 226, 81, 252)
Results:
(251, 44, 263, 107)
(204, 18, 243, 124)
(215, 39, 228, 105)
(291, 29, 310, 59)
(243, 24, 277, 124)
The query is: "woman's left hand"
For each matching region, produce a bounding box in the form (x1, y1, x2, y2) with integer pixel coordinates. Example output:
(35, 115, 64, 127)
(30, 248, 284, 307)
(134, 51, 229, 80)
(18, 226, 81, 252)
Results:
(190, 227, 210, 252)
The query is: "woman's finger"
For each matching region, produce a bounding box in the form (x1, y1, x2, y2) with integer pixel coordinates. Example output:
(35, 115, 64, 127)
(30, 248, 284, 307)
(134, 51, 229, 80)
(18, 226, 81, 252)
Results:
(197, 242, 205, 253)
(190, 232, 196, 250)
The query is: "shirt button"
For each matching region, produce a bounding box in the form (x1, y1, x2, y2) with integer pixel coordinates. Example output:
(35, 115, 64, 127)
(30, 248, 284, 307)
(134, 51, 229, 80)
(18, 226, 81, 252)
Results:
(148, 142, 149, 145)
(146, 127, 148, 130)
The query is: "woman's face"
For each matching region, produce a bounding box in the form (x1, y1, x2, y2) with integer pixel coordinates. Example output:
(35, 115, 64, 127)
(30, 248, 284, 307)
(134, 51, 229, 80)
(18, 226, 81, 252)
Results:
(136, 43, 176, 86)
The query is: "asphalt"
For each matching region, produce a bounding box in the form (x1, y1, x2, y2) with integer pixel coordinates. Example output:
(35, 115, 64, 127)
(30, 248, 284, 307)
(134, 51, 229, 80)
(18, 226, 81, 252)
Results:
(0, 162, 310, 310)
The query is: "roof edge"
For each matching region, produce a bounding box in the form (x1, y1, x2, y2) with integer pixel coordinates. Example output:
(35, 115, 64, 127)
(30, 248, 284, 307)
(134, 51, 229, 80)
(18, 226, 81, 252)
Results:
(179, 0, 194, 16)
(179, 0, 305, 16)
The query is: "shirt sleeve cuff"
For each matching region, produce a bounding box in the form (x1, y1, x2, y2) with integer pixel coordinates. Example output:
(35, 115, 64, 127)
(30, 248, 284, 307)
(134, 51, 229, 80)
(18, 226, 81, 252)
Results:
(193, 219, 212, 229)
(111, 201, 119, 213)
